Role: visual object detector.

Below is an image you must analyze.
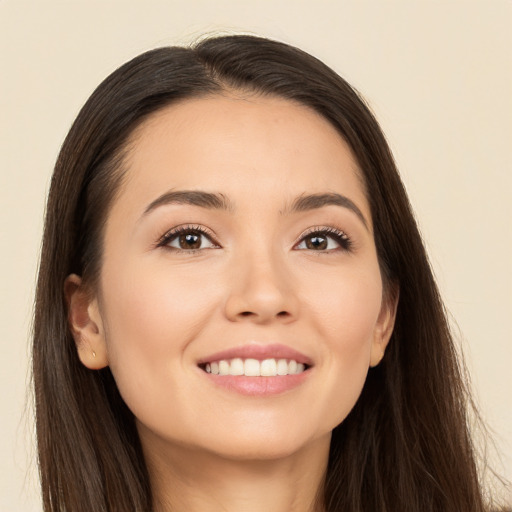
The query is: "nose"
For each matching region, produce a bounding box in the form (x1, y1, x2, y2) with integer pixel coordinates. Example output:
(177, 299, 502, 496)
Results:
(223, 248, 299, 325)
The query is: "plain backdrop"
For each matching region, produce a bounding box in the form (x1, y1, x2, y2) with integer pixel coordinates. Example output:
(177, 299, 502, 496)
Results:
(1, 1, 510, 510)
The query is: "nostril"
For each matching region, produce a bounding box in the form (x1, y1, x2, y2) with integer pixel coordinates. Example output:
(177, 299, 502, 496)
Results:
(240, 310, 289, 318)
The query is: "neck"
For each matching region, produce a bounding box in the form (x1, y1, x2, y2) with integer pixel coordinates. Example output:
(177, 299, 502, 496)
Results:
(141, 431, 330, 512)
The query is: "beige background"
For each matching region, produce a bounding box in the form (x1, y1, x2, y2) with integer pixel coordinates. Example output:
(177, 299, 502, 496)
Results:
(1, 1, 510, 509)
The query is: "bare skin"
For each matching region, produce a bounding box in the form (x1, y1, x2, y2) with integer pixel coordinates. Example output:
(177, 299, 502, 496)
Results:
(142, 424, 329, 512)
(66, 93, 397, 511)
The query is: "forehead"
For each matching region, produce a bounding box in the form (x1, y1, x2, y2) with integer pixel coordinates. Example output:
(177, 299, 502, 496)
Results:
(115, 94, 369, 219)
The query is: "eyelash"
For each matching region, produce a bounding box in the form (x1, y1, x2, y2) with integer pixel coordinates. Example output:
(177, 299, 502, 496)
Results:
(297, 226, 353, 252)
(156, 224, 218, 254)
(156, 224, 353, 254)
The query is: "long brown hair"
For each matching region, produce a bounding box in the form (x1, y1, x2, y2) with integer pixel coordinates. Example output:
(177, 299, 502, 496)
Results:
(33, 34, 498, 511)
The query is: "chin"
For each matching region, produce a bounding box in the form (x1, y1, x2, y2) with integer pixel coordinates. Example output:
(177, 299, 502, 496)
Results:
(199, 427, 331, 462)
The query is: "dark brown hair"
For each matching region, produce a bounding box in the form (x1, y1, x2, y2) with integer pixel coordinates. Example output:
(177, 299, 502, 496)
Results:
(33, 34, 498, 511)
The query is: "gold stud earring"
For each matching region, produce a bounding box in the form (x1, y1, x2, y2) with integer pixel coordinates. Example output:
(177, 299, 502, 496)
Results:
(92, 350, 96, 358)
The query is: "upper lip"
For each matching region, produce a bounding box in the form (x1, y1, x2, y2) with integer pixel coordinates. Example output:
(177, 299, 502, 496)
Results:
(197, 343, 313, 366)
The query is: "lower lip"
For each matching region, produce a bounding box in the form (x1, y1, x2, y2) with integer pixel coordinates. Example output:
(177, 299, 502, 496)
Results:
(202, 370, 311, 396)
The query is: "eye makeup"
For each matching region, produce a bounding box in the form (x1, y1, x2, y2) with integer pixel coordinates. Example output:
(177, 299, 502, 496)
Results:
(156, 224, 219, 253)
(156, 223, 353, 254)
(294, 226, 352, 252)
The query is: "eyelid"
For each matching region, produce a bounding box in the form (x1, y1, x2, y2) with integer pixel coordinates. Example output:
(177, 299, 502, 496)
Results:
(156, 224, 220, 249)
(294, 225, 353, 251)
(155, 223, 352, 252)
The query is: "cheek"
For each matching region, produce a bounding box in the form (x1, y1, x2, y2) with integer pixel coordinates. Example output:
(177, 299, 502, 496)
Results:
(98, 259, 220, 414)
(102, 258, 219, 352)
(302, 264, 383, 424)
(306, 262, 383, 346)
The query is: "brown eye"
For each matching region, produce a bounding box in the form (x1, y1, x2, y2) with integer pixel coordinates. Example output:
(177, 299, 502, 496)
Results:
(163, 227, 218, 251)
(178, 232, 202, 249)
(295, 229, 352, 252)
(305, 234, 328, 250)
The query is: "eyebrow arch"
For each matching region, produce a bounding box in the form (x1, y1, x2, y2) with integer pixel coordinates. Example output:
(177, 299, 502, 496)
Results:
(142, 189, 368, 230)
(285, 192, 369, 230)
(142, 190, 234, 217)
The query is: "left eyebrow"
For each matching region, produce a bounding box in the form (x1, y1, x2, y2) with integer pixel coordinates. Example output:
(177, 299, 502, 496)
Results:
(283, 192, 369, 231)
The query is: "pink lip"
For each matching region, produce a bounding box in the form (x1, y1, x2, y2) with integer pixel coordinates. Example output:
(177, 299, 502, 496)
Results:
(203, 372, 310, 396)
(197, 343, 313, 397)
(197, 343, 313, 366)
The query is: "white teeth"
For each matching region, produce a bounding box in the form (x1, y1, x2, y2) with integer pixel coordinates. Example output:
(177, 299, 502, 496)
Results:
(218, 360, 230, 376)
(244, 358, 260, 376)
(229, 358, 244, 376)
(276, 359, 288, 375)
(260, 358, 277, 376)
(204, 358, 308, 376)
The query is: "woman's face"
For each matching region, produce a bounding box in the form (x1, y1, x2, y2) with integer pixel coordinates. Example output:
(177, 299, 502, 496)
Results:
(75, 94, 396, 461)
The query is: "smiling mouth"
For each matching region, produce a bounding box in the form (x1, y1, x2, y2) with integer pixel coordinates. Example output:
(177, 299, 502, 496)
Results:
(199, 358, 310, 377)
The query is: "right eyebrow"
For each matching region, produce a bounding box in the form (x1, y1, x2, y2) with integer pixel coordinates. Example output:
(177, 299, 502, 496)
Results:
(141, 190, 234, 219)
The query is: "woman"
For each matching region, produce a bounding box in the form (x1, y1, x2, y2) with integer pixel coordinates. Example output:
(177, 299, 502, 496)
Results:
(33, 34, 500, 511)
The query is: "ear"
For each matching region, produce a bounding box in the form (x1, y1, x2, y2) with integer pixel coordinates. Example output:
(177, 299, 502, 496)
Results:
(370, 284, 399, 367)
(64, 274, 109, 370)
